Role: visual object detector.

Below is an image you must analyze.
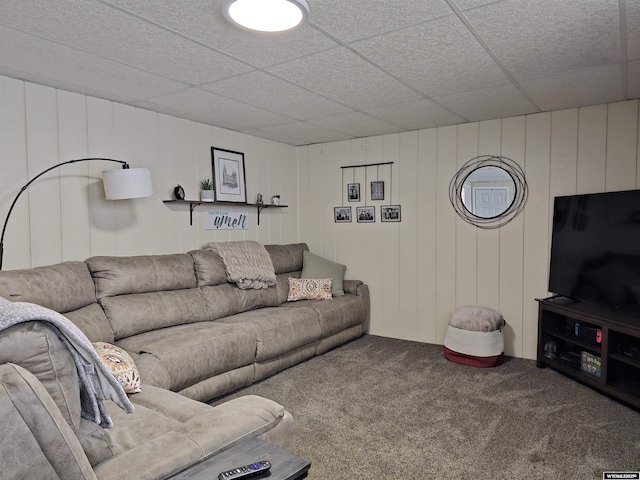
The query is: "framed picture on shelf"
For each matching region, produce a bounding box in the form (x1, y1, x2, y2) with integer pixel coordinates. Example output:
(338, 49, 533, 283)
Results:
(357, 206, 375, 223)
(381, 205, 401, 222)
(211, 147, 247, 203)
(348, 183, 360, 202)
(371, 181, 384, 200)
(334, 207, 352, 223)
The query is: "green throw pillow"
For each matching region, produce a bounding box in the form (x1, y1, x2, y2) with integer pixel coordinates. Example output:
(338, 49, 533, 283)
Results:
(301, 251, 346, 296)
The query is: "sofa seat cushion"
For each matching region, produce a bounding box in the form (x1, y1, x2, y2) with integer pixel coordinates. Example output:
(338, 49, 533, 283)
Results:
(95, 388, 287, 480)
(217, 307, 321, 362)
(115, 322, 256, 393)
(281, 293, 366, 339)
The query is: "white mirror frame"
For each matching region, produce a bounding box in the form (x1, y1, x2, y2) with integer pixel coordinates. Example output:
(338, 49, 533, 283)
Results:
(449, 155, 528, 229)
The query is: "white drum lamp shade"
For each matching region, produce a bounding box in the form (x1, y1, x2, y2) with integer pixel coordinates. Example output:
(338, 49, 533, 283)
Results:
(103, 168, 154, 200)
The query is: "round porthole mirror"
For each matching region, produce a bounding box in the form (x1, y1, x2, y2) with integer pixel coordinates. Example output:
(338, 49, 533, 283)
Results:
(449, 155, 527, 229)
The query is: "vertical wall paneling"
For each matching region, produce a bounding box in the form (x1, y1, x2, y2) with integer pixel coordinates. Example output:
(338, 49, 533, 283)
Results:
(398, 130, 418, 340)
(57, 90, 90, 262)
(606, 100, 638, 191)
(379, 134, 401, 339)
(86, 97, 117, 256)
(454, 123, 479, 307)
(416, 129, 438, 343)
(5, 78, 297, 271)
(306, 143, 324, 254)
(521, 113, 551, 359)
(577, 105, 607, 193)
(25, 83, 62, 267)
(475, 120, 502, 309)
(361, 136, 384, 335)
(435, 126, 458, 344)
(157, 114, 183, 253)
(297, 147, 310, 245)
(0, 77, 29, 269)
(498, 116, 527, 357)
(549, 109, 579, 199)
(345, 139, 367, 283)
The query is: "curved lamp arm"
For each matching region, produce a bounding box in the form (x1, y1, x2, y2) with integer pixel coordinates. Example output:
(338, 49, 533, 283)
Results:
(0, 158, 129, 270)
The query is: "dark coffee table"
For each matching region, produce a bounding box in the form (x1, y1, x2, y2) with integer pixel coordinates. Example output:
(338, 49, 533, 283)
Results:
(169, 437, 311, 480)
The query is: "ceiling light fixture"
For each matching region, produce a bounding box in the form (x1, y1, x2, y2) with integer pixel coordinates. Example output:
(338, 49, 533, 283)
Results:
(223, 0, 309, 33)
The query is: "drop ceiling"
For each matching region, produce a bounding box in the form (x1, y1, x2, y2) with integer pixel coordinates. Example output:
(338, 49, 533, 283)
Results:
(0, 0, 638, 146)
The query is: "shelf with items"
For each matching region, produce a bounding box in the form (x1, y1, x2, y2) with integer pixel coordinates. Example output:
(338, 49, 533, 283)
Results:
(162, 200, 287, 226)
(537, 297, 640, 410)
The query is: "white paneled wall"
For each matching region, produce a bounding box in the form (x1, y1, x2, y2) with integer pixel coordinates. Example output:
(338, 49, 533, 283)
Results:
(0, 77, 298, 271)
(2, 74, 639, 361)
(298, 100, 640, 359)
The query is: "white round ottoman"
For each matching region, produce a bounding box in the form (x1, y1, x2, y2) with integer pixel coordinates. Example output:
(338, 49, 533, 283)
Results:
(443, 305, 505, 367)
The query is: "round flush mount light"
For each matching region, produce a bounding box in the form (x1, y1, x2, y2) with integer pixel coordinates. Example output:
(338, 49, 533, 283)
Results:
(223, 0, 309, 33)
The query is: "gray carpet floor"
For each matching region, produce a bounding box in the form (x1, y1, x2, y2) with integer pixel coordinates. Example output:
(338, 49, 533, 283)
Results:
(217, 335, 640, 479)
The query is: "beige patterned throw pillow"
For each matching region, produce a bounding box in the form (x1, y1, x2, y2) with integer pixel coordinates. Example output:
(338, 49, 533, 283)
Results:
(93, 342, 141, 394)
(287, 277, 333, 301)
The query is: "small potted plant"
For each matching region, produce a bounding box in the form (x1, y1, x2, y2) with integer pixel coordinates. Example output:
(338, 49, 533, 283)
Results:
(200, 178, 215, 202)
(271, 194, 280, 206)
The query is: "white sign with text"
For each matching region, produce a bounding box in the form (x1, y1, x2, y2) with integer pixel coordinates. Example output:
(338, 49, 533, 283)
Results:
(205, 209, 249, 230)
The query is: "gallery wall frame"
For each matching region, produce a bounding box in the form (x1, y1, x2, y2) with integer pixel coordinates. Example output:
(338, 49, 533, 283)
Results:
(381, 205, 401, 222)
(348, 183, 360, 202)
(334, 207, 352, 223)
(357, 206, 375, 223)
(211, 147, 247, 203)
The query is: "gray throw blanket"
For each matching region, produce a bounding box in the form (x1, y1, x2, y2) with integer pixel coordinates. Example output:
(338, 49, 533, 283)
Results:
(204, 240, 276, 290)
(0, 297, 134, 427)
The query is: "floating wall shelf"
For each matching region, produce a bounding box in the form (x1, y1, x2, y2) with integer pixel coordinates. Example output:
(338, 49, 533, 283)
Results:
(163, 200, 287, 226)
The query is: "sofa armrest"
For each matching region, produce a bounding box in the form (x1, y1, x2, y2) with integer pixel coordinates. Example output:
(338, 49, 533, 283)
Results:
(342, 279, 362, 295)
(0, 363, 96, 480)
(340, 280, 370, 332)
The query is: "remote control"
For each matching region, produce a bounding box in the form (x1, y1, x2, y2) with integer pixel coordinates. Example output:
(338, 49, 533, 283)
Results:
(218, 460, 271, 479)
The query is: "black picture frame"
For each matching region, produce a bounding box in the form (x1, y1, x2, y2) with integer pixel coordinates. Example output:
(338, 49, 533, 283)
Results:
(381, 205, 401, 222)
(371, 181, 384, 201)
(348, 183, 360, 202)
(334, 207, 352, 223)
(211, 147, 247, 203)
(357, 206, 375, 223)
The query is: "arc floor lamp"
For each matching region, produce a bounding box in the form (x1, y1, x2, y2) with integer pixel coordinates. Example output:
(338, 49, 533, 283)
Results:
(0, 158, 153, 270)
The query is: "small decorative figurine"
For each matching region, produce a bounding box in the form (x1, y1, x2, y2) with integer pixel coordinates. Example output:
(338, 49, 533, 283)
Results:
(256, 193, 263, 205)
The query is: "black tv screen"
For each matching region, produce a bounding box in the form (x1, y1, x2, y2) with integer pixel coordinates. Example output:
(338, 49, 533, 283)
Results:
(549, 189, 640, 313)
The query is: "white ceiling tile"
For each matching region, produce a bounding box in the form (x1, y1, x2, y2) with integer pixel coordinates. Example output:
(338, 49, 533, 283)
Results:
(266, 47, 423, 110)
(309, 112, 402, 138)
(255, 122, 355, 146)
(0, 26, 186, 102)
(520, 64, 624, 112)
(0, 0, 633, 146)
(0, 0, 252, 85)
(352, 15, 509, 97)
(433, 83, 538, 121)
(202, 71, 352, 120)
(100, 0, 339, 68)
(308, 0, 453, 42)
(148, 88, 294, 129)
(365, 98, 467, 130)
(464, 0, 622, 80)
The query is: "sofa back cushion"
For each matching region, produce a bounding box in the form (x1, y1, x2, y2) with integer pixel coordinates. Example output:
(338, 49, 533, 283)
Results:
(265, 243, 308, 274)
(86, 254, 208, 340)
(0, 261, 113, 343)
(0, 322, 82, 432)
(189, 249, 228, 286)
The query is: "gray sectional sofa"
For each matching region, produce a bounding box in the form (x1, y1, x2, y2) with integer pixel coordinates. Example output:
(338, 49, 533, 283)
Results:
(0, 242, 370, 479)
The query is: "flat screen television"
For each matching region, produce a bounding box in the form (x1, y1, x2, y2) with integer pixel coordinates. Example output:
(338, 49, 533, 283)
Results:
(549, 189, 640, 314)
